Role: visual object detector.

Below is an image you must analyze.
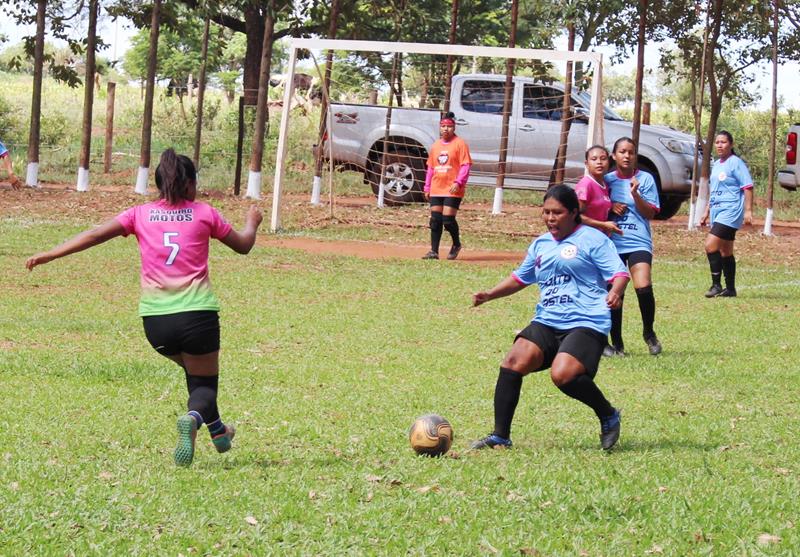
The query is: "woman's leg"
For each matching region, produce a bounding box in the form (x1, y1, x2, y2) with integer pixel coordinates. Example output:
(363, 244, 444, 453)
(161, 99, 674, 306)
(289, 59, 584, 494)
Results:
(630, 261, 661, 354)
(442, 205, 461, 258)
(471, 337, 544, 449)
(427, 206, 444, 257)
(718, 238, 736, 294)
(705, 233, 724, 295)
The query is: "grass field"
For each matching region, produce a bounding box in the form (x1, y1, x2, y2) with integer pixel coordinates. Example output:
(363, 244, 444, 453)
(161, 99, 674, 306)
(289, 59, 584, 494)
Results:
(1, 192, 798, 556)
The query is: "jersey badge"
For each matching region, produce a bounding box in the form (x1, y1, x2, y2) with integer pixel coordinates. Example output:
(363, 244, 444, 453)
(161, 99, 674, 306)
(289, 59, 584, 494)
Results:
(437, 152, 449, 165)
(560, 245, 577, 259)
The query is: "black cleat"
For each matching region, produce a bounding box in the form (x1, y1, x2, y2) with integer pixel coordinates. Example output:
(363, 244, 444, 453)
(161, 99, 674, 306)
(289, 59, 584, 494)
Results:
(469, 434, 513, 450)
(599, 409, 621, 450)
(644, 334, 662, 356)
(602, 344, 625, 357)
(719, 288, 737, 297)
(421, 250, 439, 260)
(447, 245, 462, 260)
(704, 284, 723, 298)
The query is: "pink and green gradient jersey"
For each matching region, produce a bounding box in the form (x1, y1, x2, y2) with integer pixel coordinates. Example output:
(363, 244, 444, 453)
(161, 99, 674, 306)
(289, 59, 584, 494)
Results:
(116, 199, 232, 316)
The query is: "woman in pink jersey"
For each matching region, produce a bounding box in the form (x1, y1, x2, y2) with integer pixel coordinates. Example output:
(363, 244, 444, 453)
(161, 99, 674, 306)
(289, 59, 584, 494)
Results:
(574, 145, 621, 237)
(26, 149, 263, 467)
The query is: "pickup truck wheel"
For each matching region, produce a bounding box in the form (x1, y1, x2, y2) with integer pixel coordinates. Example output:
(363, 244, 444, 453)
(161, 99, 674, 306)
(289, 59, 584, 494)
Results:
(656, 195, 684, 220)
(637, 161, 683, 220)
(368, 149, 425, 205)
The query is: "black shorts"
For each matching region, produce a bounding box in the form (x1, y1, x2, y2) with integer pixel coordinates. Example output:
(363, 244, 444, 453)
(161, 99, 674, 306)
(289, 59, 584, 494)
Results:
(710, 222, 737, 241)
(429, 196, 462, 209)
(142, 310, 220, 356)
(516, 322, 606, 378)
(619, 250, 652, 267)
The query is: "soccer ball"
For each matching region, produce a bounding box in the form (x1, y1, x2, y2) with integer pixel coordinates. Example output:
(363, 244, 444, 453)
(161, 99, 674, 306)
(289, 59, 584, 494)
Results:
(409, 414, 453, 457)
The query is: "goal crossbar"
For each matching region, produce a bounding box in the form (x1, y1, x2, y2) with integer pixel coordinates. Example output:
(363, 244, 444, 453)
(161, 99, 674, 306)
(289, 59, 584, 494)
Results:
(270, 38, 605, 231)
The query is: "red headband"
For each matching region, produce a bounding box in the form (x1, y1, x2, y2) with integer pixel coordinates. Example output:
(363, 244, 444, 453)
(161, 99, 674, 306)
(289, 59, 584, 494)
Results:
(440, 118, 455, 126)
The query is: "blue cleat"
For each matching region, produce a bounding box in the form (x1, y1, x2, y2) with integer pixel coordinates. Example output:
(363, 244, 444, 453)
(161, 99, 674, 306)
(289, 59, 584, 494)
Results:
(211, 424, 236, 454)
(174, 414, 198, 467)
(469, 433, 513, 450)
(599, 409, 621, 450)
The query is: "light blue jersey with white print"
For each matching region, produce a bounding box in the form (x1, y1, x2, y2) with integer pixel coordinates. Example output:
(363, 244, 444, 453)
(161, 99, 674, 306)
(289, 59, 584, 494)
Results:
(709, 155, 753, 229)
(605, 170, 659, 254)
(0, 141, 7, 158)
(513, 225, 629, 335)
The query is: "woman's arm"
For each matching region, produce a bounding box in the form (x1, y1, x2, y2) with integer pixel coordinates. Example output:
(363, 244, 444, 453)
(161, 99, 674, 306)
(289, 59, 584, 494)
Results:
(630, 176, 657, 220)
(219, 205, 263, 254)
(606, 275, 630, 309)
(743, 188, 753, 225)
(473, 274, 527, 306)
(578, 201, 623, 236)
(26, 218, 126, 270)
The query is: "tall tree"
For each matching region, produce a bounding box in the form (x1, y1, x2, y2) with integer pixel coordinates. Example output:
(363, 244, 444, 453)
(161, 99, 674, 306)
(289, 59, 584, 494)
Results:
(134, 0, 161, 195)
(76, 0, 99, 192)
(26, 0, 46, 187)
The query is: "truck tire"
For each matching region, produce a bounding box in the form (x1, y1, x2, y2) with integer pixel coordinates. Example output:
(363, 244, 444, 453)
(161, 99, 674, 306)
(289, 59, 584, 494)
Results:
(367, 149, 426, 205)
(638, 160, 684, 220)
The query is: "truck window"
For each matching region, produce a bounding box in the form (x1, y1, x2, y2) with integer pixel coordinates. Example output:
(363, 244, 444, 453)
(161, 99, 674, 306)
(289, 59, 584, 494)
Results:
(522, 85, 567, 121)
(460, 80, 509, 114)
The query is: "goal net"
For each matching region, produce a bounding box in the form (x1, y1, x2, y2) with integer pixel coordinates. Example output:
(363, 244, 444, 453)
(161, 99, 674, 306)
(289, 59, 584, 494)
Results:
(269, 38, 604, 232)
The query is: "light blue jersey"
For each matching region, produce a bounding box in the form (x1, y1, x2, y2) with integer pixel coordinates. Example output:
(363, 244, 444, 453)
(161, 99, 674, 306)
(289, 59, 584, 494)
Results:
(605, 170, 659, 255)
(709, 155, 753, 229)
(513, 225, 629, 335)
(0, 140, 7, 158)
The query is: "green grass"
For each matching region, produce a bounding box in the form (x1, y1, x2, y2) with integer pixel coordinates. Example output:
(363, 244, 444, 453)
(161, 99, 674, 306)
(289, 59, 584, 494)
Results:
(2, 210, 799, 555)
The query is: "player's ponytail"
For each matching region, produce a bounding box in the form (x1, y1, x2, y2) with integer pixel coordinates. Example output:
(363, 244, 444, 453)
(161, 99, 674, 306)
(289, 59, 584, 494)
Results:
(544, 184, 582, 225)
(155, 148, 197, 204)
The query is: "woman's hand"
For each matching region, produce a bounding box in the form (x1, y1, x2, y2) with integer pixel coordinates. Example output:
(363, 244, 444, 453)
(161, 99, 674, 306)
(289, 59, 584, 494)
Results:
(744, 209, 753, 226)
(246, 205, 264, 228)
(629, 176, 640, 197)
(600, 221, 623, 236)
(606, 290, 623, 309)
(472, 291, 491, 307)
(611, 202, 627, 217)
(449, 182, 461, 195)
(26, 252, 54, 270)
(700, 211, 709, 227)
(424, 191, 430, 201)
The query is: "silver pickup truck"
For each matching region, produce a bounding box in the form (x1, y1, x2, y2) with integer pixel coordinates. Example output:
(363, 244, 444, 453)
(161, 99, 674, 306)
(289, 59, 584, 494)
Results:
(325, 74, 700, 219)
(778, 123, 799, 191)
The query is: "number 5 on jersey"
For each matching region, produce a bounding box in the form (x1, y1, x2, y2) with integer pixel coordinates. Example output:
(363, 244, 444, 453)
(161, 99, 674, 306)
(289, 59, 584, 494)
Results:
(163, 232, 180, 265)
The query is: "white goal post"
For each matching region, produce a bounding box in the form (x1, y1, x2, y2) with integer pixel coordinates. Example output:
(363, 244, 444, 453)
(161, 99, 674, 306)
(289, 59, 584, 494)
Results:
(270, 38, 605, 232)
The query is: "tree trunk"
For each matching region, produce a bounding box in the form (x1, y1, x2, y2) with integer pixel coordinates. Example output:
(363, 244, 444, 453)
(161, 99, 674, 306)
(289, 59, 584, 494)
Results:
(243, 6, 266, 106)
(493, 0, 518, 214)
(26, 0, 46, 186)
(193, 16, 210, 170)
(135, 0, 161, 194)
(443, 0, 459, 113)
(632, 0, 648, 148)
(550, 22, 575, 187)
(77, 0, 99, 191)
(248, 3, 275, 176)
(313, 0, 341, 181)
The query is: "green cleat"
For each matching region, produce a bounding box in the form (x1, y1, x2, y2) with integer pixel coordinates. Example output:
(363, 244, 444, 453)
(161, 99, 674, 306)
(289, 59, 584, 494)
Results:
(212, 424, 236, 454)
(174, 414, 198, 467)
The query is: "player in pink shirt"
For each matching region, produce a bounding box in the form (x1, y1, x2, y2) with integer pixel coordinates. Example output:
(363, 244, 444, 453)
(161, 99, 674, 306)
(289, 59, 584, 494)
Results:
(574, 145, 621, 237)
(26, 149, 263, 467)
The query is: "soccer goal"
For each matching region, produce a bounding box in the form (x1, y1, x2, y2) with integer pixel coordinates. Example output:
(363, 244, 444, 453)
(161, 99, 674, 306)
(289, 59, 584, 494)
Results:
(269, 38, 604, 232)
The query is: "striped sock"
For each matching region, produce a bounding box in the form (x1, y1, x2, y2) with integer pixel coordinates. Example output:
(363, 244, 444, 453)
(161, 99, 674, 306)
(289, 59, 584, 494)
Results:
(207, 418, 226, 438)
(188, 410, 204, 428)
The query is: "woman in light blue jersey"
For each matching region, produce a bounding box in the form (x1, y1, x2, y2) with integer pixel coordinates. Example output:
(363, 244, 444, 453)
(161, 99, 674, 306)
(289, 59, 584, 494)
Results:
(700, 130, 753, 298)
(470, 185, 630, 451)
(604, 137, 662, 357)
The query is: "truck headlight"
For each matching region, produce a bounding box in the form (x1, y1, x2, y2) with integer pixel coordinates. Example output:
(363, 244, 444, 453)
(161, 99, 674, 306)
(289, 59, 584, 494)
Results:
(659, 138, 696, 155)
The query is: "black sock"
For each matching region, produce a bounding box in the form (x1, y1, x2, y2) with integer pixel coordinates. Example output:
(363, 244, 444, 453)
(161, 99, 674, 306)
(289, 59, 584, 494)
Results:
(442, 214, 461, 248)
(429, 212, 443, 253)
(557, 375, 614, 419)
(635, 285, 656, 339)
(185, 373, 220, 424)
(492, 367, 523, 439)
(707, 250, 722, 286)
(721, 255, 736, 290)
(609, 299, 624, 349)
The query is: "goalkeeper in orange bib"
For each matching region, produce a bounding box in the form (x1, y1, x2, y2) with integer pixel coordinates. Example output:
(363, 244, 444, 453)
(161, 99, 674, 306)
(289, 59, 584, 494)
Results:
(422, 112, 472, 260)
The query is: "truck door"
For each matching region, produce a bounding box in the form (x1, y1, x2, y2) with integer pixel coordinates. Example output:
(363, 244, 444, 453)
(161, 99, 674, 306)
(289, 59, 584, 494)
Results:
(453, 79, 518, 176)
(511, 84, 588, 184)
